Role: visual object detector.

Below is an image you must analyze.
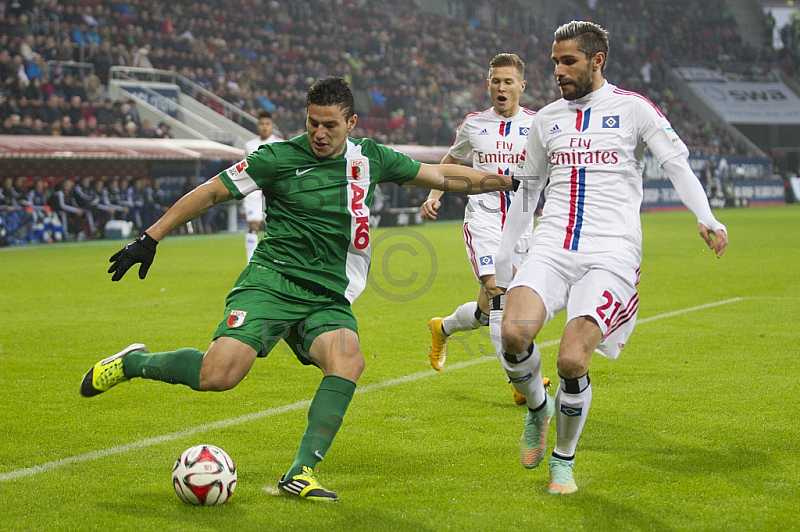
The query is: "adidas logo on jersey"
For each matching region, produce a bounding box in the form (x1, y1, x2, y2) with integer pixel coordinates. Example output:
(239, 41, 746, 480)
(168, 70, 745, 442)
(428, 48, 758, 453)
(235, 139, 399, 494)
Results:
(479, 128, 489, 135)
(549, 124, 561, 135)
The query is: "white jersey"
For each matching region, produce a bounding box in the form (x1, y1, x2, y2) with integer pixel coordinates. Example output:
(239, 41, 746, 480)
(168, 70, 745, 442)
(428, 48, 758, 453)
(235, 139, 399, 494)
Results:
(243, 133, 282, 222)
(449, 107, 536, 224)
(520, 81, 688, 263)
(245, 133, 282, 156)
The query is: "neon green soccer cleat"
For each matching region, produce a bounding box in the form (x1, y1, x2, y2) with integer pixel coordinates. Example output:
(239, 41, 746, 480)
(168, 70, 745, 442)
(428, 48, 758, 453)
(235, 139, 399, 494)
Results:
(548, 455, 578, 494)
(278, 466, 338, 502)
(80, 343, 147, 397)
(428, 317, 448, 371)
(519, 394, 554, 468)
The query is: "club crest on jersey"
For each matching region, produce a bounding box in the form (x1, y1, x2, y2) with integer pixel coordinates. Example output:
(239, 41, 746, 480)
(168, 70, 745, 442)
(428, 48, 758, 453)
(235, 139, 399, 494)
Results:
(519, 126, 530, 136)
(227, 310, 247, 328)
(602, 115, 620, 128)
(479, 255, 493, 265)
(350, 159, 365, 180)
(499, 121, 512, 137)
(575, 108, 591, 132)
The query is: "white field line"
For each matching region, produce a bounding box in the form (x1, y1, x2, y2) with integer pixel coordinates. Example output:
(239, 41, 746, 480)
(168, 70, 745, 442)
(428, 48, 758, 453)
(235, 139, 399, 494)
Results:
(0, 297, 746, 482)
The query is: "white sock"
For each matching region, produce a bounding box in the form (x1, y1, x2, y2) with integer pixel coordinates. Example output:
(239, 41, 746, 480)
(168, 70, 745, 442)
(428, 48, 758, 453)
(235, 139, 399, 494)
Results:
(489, 308, 504, 359)
(245, 232, 259, 262)
(442, 301, 482, 336)
(553, 374, 592, 458)
(500, 343, 546, 409)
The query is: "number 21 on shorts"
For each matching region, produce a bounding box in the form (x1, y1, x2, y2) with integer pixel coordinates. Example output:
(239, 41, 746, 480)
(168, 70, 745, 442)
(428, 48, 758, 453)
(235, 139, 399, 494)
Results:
(595, 290, 621, 327)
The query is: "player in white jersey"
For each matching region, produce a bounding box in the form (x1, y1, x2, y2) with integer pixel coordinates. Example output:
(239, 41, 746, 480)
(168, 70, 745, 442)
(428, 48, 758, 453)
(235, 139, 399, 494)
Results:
(243, 110, 282, 262)
(495, 22, 728, 494)
(420, 53, 542, 404)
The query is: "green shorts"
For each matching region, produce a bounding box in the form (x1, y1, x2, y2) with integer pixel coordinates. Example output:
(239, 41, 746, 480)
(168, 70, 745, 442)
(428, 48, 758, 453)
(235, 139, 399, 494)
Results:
(213, 264, 358, 365)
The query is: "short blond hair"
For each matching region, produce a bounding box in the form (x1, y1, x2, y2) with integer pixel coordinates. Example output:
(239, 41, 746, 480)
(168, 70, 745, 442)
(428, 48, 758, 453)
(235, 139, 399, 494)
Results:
(489, 53, 524, 78)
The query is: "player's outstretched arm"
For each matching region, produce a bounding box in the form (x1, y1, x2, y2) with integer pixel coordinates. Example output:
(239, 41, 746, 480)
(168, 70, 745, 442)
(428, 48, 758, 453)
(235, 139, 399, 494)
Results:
(419, 154, 464, 220)
(107, 176, 234, 281)
(408, 163, 511, 194)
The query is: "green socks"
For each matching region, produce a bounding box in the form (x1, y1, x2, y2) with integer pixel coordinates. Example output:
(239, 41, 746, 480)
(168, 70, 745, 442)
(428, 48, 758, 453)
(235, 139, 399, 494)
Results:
(122, 352, 356, 477)
(286, 375, 356, 478)
(122, 348, 204, 391)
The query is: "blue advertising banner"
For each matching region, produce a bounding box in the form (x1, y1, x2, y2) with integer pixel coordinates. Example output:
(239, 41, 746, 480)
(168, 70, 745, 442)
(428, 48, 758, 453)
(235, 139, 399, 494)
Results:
(642, 179, 785, 210)
(642, 154, 772, 181)
(119, 83, 180, 117)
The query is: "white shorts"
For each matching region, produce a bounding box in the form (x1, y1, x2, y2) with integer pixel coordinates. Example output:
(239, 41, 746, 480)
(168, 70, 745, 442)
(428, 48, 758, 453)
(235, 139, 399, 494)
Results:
(243, 190, 265, 224)
(463, 202, 531, 281)
(508, 246, 640, 359)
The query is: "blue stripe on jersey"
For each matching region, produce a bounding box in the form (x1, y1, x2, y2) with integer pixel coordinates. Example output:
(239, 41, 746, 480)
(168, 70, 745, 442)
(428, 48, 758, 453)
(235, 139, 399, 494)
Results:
(569, 168, 586, 250)
(581, 108, 591, 131)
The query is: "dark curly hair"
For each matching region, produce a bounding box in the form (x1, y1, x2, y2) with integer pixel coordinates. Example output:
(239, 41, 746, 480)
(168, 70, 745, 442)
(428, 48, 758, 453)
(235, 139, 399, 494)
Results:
(306, 77, 355, 119)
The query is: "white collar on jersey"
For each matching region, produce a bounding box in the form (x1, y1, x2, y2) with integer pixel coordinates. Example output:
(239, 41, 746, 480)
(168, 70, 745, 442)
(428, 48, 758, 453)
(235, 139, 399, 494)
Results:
(572, 80, 613, 104)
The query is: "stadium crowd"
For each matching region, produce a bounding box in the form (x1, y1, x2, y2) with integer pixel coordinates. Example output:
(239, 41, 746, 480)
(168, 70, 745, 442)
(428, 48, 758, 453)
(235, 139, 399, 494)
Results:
(0, 0, 795, 245)
(0, 0, 775, 152)
(0, 174, 212, 244)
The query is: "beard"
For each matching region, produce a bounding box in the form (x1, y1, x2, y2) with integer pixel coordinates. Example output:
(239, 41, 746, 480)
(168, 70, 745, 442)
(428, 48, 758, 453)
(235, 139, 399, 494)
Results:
(560, 66, 594, 101)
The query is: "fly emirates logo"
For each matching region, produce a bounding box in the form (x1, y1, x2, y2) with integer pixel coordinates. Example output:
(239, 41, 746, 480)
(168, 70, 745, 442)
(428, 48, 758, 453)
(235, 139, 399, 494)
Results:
(474, 141, 525, 165)
(550, 137, 619, 166)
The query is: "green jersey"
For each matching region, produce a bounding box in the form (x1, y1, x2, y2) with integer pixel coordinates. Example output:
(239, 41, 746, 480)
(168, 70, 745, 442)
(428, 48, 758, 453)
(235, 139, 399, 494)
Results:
(219, 134, 421, 303)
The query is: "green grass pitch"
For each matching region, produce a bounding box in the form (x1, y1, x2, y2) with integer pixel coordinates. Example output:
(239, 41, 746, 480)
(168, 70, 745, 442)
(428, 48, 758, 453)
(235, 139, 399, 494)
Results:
(0, 206, 798, 530)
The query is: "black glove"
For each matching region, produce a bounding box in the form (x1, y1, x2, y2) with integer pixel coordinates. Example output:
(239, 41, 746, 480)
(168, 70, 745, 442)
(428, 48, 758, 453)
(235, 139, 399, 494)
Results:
(108, 232, 159, 281)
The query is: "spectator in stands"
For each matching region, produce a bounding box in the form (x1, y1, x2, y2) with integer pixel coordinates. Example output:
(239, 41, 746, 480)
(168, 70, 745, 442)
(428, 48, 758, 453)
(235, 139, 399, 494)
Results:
(41, 94, 63, 126)
(74, 117, 89, 136)
(56, 38, 74, 62)
(49, 118, 62, 136)
(108, 117, 126, 137)
(17, 114, 34, 134)
(24, 76, 45, 102)
(25, 53, 45, 83)
(66, 95, 84, 125)
(86, 43, 114, 85)
(132, 46, 153, 69)
(120, 99, 141, 125)
(62, 74, 86, 102)
(31, 118, 47, 135)
(60, 115, 75, 136)
(47, 75, 67, 100)
(95, 98, 118, 128)
(83, 115, 99, 136)
(84, 75, 105, 105)
(137, 119, 154, 138)
(0, 50, 15, 84)
(154, 121, 172, 138)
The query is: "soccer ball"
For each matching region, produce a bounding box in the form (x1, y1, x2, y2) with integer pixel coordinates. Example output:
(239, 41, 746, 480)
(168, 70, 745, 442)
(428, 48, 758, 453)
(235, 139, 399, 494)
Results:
(172, 444, 237, 505)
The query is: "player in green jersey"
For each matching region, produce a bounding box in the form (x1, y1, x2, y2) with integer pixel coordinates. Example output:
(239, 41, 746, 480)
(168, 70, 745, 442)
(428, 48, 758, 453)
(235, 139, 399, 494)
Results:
(80, 77, 513, 502)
